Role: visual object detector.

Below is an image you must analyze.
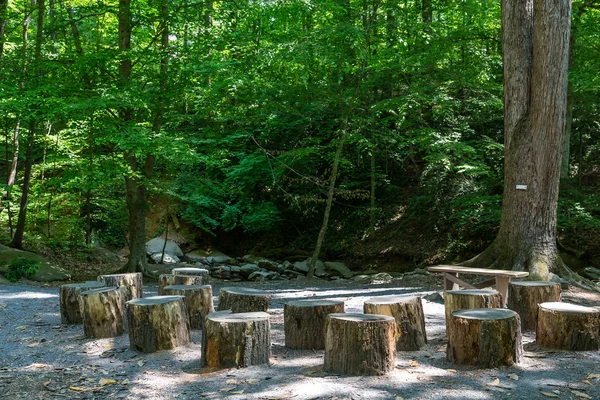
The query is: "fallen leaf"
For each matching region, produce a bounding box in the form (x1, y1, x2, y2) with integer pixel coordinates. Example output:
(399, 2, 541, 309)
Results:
(15, 326, 27, 330)
(447, 369, 457, 373)
(582, 380, 592, 385)
(437, 347, 445, 353)
(102, 344, 114, 349)
(226, 379, 237, 385)
(409, 360, 419, 367)
(487, 378, 500, 386)
(219, 387, 235, 392)
(27, 343, 39, 348)
(572, 391, 592, 399)
(540, 392, 559, 398)
(246, 379, 259, 385)
(99, 378, 116, 386)
(587, 373, 600, 379)
(137, 361, 146, 367)
(507, 373, 519, 381)
(231, 390, 244, 394)
(395, 397, 404, 400)
(69, 386, 86, 392)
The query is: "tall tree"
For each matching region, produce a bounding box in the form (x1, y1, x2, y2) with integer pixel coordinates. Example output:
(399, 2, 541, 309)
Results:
(463, 0, 571, 279)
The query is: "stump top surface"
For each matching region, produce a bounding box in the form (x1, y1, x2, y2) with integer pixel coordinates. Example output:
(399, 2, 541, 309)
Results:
(62, 281, 105, 289)
(80, 286, 119, 296)
(220, 287, 271, 296)
(451, 308, 518, 320)
(172, 267, 208, 274)
(127, 295, 184, 306)
(286, 299, 344, 307)
(364, 295, 420, 305)
(328, 313, 395, 323)
(98, 272, 142, 278)
(207, 311, 269, 323)
(163, 284, 212, 291)
(539, 302, 599, 314)
(510, 281, 560, 287)
(446, 289, 499, 296)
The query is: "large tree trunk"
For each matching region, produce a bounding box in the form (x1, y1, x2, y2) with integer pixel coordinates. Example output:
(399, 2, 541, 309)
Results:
(462, 0, 571, 280)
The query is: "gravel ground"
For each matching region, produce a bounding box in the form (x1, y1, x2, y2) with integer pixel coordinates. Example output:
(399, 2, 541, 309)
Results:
(1, 275, 600, 400)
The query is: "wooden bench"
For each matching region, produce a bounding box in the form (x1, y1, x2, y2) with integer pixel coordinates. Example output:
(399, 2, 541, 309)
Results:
(427, 265, 529, 307)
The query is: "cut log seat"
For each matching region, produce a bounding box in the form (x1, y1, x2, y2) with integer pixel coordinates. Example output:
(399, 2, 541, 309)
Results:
(284, 299, 345, 349)
(444, 289, 502, 332)
(217, 287, 272, 313)
(80, 286, 126, 339)
(59, 281, 106, 324)
(537, 302, 600, 350)
(162, 284, 214, 330)
(158, 273, 209, 295)
(508, 281, 561, 331)
(97, 272, 143, 300)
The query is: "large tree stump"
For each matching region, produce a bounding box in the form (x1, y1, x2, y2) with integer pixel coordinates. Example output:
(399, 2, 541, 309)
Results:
(324, 313, 396, 376)
(508, 281, 561, 330)
(162, 284, 214, 330)
(126, 296, 190, 352)
(217, 287, 271, 313)
(447, 308, 523, 367)
(202, 311, 270, 368)
(537, 302, 600, 350)
(80, 287, 126, 339)
(284, 299, 345, 349)
(444, 289, 502, 332)
(59, 281, 106, 324)
(158, 273, 209, 295)
(98, 273, 143, 300)
(172, 267, 209, 277)
(364, 295, 427, 351)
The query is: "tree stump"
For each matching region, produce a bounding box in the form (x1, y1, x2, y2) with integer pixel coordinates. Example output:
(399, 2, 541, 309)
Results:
(202, 311, 270, 368)
(217, 287, 271, 313)
(537, 302, 600, 350)
(324, 313, 396, 376)
(284, 299, 345, 349)
(59, 281, 106, 324)
(444, 289, 502, 332)
(364, 295, 427, 351)
(80, 287, 126, 339)
(158, 273, 209, 295)
(97, 273, 143, 300)
(508, 281, 561, 330)
(162, 284, 214, 330)
(172, 267, 209, 277)
(126, 296, 190, 352)
(447, 308, 523, 367)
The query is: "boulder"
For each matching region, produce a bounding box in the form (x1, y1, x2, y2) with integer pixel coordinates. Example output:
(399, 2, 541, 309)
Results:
(185, 250, 208, 262)
(240, 264, 260, 277)
(257, 259, 279, 272)
(0, 246, 70, 282)
(146, 238, 183, 257)
(88, 247, 121, 262)
(293, 258, 327, 277)
(583, 267, 600, 280)
(150, 253, 180, 264)
(206, 253, 232, 264)
(248, 271, 271, 281)
(324, 261, 353, 279)
(280, 260, 293, 271)
(242, 254, 263, 264)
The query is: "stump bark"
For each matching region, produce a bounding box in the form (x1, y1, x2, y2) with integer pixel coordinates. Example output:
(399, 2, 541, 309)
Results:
(126, 296, 190, 352)
(444, 289, 502, 332)
(537, 302, 600, 350)
(364, 295, 427, 351)
(98, 273, 143, 300)
(158, 273, 209, 295)
(162, 284, 214, 330)
(59, 281, 106, 324)
(217, 287, 272, 313)
(80, 287, 126, 339)
(172, 267, 209, 277)
(324, 313, 396, 376)
(508, 281, 561, 330)
(202, 311, 270, 368)
(284, 299, 345, 349)
(447, 308, 523, 367)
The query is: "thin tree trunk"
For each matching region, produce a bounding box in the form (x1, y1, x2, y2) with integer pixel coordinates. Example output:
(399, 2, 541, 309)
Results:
(307, 133, 346, 278)
(0, 0, 7, 63)
(369, 146, 376, 235)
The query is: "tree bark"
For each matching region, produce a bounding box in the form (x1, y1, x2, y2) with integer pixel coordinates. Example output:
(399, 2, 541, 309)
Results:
(507, 281, 561, 330)
(97, 272, 143, 300)
(158, 273, 209, 295)
(537, 302, 600, 350)
(162, 284, 214, 330)
(443, 289, 502, 332)
(217, 287, 272, 313)
(462, 0, 571, 280)
(80, 287, 126, 338)
(59, 281, 106, 324)
(0, 0, 7, 63)
(284, 299, 345, 350)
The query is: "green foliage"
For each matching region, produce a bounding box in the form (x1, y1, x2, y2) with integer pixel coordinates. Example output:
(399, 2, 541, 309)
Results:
(4, 257, 41, 282)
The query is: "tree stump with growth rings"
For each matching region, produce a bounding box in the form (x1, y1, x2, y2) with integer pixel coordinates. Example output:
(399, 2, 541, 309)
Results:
(284, 299, 344, 349)
(162, 284, 214, 330)
(324, 313, 396, 376)
(537, 302, 600, 350)
(202, 311, 270, 368)
(447, 308, 523, 367)
(444, 289, 502, 332)
(364, 295, 427, 351)
(158, 273, 209, 295)
(59, 281, 106, 324)
(80, 286, 126, 339)
(508, 281, 561, 330)
(126, 296, 190, 352)
(217, 287, 271, 313)
(97, 272, 143, 300)
(172, 267, 209, 276)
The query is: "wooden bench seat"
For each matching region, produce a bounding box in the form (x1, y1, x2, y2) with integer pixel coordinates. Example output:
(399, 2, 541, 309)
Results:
(427, 265, 529, 307)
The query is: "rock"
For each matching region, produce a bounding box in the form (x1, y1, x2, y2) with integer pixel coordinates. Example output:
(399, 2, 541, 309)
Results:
(583, 267, 600, 280)
(211, 266, 241, 280)
(257, 259, 279, 272)
(240, 264, 260, 277)
(185, 250, 208, 262)
(353, 273, 393, 285)
(549, 273, 570, 290)
(242, 254, 263, 264)
(324, 261, 353, 279)
(404, 268, 430, 276)
(248, 271, 271, 281)
(293, 258, 327, 277)
(353, 275, 371, 284)
(293, 261, 308, 274)
(206, 253, 232, 264)
(280, 261, 293, 271)
(150, 253, 180, 264)
(423, 292, 444, 303)
(0, 246, 70, 282)
(88, 247, 121, 262)
(146, 238, 184, 257)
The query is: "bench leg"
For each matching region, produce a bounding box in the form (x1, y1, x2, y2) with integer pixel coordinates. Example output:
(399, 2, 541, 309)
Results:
(444, 273, 460, 291)
(495, 277, 509, 307)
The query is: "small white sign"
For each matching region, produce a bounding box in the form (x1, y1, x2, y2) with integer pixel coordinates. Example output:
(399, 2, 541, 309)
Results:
(516, 185, 528, 190)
